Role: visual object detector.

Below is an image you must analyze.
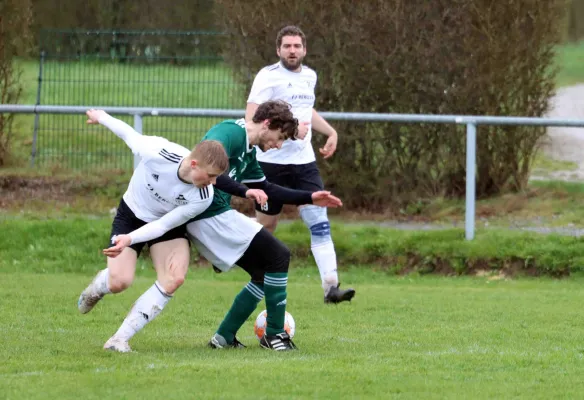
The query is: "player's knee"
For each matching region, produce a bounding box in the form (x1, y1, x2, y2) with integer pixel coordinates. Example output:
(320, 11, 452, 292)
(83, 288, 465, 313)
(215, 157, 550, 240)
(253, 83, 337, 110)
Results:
(170, 266, 186, 287)
(167, 275, 185, 293)
(157, 276, 184, 295)
(163, 264, 187, 293)
(300, 205, 332, 245)
(263, 218, 279, 233)
(108, 271, 134, 293)
(251, 274, 265, 286)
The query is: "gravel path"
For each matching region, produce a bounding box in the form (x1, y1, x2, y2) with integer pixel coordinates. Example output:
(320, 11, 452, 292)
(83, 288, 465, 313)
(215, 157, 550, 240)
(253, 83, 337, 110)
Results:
(535, 84, 584, 181)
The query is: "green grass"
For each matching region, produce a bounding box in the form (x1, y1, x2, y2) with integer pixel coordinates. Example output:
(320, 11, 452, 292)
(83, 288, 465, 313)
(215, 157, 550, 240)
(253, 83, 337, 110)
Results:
(15, 59, 244, 107)
(555, 40, 584, 87)
(2, 214, 584, 398)
(531, 153, 579, 174)
(3, 269, 584, 399)
(2, 215, 584, 277)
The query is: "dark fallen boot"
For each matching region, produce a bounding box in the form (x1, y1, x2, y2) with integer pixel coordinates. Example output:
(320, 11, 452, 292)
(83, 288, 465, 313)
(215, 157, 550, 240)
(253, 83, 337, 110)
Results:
(324, 283, 356, 304)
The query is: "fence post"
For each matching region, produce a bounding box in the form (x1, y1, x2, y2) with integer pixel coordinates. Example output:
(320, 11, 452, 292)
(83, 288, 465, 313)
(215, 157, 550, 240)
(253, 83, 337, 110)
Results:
(30, 50, 45, 167)
(133, 114, 143, 169)
(465, 123, 477, 240)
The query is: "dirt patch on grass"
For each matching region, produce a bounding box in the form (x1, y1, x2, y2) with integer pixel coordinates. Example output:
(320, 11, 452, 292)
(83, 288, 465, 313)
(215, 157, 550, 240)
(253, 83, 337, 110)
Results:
(0, 173, 126, 212)
(0, 175, 84, 208)
(379, 254, 569, 278)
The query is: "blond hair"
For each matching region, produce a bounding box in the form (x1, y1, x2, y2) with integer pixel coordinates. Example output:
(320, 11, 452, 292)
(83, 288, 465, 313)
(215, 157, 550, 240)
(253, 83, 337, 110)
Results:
(190, 140, 229, 173)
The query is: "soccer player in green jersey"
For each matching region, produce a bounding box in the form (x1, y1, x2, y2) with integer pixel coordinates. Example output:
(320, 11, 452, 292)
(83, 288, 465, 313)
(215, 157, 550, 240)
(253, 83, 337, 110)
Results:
(187, 100, 342, 351)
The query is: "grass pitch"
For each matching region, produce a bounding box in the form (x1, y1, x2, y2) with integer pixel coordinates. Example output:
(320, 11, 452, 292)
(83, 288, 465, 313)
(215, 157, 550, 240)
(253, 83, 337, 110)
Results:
(2, 267, 584, 399)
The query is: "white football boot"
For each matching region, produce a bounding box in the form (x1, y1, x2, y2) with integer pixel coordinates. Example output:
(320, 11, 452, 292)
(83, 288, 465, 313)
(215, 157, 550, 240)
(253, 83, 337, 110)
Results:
(77, 273, 105, 314)
(103, 336, 132, 353)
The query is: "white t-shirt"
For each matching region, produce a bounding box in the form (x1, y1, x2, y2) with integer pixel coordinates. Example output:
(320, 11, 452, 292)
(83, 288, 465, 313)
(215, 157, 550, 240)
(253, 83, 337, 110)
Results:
(247, 62, 317, 165)
(99, 115, 214, 245)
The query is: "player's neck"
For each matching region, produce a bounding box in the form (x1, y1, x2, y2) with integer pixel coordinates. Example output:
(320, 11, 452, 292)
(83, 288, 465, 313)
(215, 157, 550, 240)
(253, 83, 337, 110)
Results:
(177, 158, 191, 183)
(245, 121, 260, 146)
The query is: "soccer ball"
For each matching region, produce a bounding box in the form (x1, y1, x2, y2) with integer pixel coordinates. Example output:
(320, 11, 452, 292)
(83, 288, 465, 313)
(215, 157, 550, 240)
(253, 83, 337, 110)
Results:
(253, 309, 295, 340)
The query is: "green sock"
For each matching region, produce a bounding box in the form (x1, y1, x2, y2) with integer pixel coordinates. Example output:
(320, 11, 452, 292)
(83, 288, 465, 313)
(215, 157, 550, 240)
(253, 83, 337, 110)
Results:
(264, 272, 288, 336)
(216, 282, 263, 343)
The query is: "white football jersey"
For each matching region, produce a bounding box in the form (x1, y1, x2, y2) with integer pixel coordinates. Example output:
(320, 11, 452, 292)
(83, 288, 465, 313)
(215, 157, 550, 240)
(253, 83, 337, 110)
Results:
(247, 62, 317, 165)
(99, 115, 214, 244)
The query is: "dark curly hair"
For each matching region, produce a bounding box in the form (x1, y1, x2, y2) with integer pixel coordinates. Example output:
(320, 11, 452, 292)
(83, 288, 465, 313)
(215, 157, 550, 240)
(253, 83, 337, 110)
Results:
(252, 100, 298, 141)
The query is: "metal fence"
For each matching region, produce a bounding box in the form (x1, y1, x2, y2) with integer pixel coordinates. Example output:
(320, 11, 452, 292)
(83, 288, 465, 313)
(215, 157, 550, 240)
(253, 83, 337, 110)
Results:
(4, 104, 584, 240)
(33, 30, 245, 169)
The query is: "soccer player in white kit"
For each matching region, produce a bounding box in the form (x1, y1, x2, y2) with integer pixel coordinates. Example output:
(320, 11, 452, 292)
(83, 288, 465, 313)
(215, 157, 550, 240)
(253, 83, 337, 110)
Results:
(76, 109, 233, 352)
(246, 26, 355, 304)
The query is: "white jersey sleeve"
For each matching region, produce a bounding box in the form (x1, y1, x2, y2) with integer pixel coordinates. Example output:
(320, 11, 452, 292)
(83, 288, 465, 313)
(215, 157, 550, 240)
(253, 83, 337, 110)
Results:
(127, 190, 214, 245)
(247, 68, 274, 104)
(98, 114, 166, 160)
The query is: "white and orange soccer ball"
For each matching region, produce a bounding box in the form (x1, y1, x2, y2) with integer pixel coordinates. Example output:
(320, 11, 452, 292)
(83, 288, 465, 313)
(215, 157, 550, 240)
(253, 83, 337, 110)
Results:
(253, 309, 296, 340)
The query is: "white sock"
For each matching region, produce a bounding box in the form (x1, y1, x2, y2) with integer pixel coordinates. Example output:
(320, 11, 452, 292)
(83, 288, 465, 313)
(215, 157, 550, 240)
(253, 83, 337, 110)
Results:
(114, 281, 171, 342)
(94, 269, 111, 295)
(311, 241, 339, 291)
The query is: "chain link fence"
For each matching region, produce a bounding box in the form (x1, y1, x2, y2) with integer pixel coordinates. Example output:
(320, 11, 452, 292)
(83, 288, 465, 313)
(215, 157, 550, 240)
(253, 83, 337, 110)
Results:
(33, 30, 246, 170)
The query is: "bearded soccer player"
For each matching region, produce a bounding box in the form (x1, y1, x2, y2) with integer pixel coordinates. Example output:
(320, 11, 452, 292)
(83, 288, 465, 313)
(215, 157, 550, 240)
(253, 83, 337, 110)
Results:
(245, 26, 355, 304)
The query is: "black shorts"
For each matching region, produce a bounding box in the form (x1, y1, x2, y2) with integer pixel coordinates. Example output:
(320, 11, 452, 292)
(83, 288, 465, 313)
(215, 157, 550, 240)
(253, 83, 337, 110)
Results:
(109, 198, 188, 256)
(235, 228, 291, 284)
(255, 161, 324, 215)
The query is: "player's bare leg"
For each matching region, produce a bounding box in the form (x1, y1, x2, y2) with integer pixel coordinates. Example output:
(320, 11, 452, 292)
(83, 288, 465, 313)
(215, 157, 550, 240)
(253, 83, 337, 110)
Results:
(77, 247, 138, 314)
(104, 238, 189, 352)
(255, 211, 279, 233)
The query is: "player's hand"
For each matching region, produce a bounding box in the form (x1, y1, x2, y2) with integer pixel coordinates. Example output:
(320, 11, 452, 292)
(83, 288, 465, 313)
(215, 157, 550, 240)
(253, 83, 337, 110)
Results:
(319, 133, 337, 159)
(86, 109, 108, 125)
(296, 121, 310, 140)
(246, 189, 268, 206)
(311, 191, 343, 208)
(103, 234, 132, 258)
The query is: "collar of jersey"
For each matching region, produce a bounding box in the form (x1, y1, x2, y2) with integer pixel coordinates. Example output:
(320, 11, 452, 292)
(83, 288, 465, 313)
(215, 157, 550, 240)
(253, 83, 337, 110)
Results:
(243, 122, 253, 153)
(176, 159, 192, 185)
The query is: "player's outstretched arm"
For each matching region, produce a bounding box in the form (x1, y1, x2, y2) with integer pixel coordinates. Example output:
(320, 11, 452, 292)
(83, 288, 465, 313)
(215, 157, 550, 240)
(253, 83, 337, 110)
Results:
(103, 200, 211, 258)
(214, 174, 268, 206)
(86, 109, 144, 155)
(246, 180, 342, 208)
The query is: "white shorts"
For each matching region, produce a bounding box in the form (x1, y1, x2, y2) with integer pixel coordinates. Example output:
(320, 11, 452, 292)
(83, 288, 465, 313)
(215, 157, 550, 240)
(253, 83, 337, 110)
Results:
(186, 210, 263, 272)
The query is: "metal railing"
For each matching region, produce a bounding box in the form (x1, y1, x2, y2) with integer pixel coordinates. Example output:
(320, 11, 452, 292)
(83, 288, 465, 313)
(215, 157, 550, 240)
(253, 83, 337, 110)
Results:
(3, 104, 584, 241)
